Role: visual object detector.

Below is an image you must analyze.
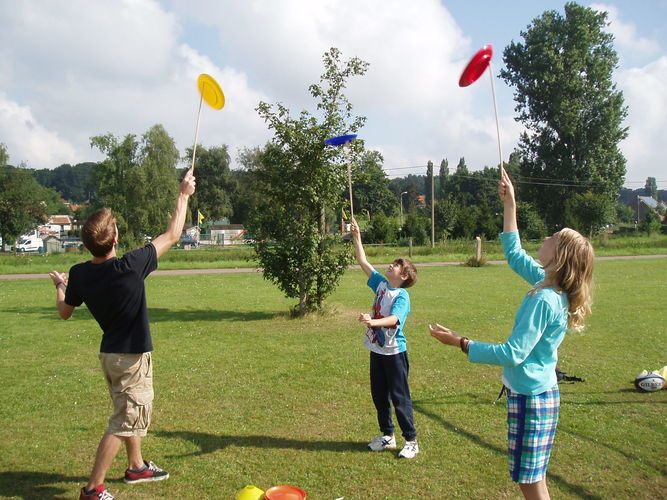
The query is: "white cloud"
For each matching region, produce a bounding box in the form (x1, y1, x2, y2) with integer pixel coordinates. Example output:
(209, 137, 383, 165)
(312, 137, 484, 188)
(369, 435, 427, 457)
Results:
(591, 4, 660, 58)
(0, 0, 270, 169)
(617, 56, 667, 182)
(167, 0, 515, 171)
(0, 0, 658, 185)
(0, 93, 79, 167)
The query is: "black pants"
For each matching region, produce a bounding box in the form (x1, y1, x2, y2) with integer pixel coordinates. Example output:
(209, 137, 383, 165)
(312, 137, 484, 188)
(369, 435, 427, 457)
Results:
(370, 351, 416, 441)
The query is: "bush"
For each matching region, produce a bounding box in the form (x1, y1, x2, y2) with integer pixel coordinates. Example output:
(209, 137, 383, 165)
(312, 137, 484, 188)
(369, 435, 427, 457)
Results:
(364, 214, 398, 244)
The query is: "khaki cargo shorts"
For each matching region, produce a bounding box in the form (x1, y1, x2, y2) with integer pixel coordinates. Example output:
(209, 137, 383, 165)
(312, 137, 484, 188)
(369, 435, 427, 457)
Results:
(99, 352, 154, 437)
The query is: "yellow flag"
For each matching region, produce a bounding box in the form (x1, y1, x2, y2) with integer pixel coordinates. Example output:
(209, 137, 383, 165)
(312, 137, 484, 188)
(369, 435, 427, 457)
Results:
(198, 211, 205, 224)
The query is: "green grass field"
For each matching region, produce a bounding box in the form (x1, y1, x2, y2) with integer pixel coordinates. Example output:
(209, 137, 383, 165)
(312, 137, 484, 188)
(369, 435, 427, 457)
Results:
(0, 258, 665, 499)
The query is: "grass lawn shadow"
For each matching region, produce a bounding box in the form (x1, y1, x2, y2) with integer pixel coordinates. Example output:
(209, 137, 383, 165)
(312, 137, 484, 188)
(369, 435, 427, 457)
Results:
(0, 306, 279, 323)
(414, 401, 604, 500)
(155, 430, 366, 457)
(0, 471, 88, 500)
(148, 308, 278, 322)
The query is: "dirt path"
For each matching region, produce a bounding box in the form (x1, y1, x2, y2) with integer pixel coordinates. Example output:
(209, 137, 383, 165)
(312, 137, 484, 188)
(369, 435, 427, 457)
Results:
(1, 254, 665, 281)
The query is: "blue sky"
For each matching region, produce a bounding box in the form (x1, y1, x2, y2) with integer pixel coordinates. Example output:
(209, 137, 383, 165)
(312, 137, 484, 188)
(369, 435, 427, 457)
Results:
(0, 0, 665, 189)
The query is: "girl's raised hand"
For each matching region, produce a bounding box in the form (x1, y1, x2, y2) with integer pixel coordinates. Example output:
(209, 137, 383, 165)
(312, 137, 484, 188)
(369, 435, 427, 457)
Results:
(499, 167, 516, 205)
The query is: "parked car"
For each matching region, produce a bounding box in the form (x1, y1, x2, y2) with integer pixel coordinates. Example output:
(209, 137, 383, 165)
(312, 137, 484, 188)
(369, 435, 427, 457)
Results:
(179, 235, 199, 248)
(16, 232, 43, 253)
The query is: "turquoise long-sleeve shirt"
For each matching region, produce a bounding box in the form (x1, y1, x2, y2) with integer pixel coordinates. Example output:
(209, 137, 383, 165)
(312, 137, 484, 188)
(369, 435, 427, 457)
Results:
(468, 231, 569, 395)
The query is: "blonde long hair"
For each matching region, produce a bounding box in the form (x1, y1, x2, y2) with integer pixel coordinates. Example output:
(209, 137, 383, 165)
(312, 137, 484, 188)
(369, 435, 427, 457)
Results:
(542, 228, 595, 331)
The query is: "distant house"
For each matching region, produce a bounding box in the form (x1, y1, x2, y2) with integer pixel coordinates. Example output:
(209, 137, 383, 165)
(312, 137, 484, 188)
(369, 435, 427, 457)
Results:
(636, 196, 666, 221)
(209, 224, 246, 245)
(46, 215, 73, 234)
(36, 225, 59, 239)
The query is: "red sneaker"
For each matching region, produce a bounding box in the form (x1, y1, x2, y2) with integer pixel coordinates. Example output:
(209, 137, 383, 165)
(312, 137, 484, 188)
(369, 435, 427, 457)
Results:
(79, 484, 114, 499)
(124, 460, 170, 484)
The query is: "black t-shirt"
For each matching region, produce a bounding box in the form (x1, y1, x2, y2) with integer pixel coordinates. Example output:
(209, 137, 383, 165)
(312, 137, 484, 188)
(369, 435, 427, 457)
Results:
(65, 244, 158, 353)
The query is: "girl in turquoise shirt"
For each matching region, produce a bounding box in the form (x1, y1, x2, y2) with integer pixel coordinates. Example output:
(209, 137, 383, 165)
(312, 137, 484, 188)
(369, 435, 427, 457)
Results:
(429, 168, 594, 500)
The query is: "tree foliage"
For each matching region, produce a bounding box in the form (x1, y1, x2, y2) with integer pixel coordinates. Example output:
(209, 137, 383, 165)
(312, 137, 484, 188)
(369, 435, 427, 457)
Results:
(501, 2, 628, 231)
(644, 177, 658, 199)
(32, 163, 96, 202)
(565, 191, 616, 236)
(364, 213, 399, 244)
(90, 124, 180, 247)
(438, 159, 449, 200)
(249, 47, 368, 315)
(0, 165, 55, 250)
(352, 150, 395, 217)
(186, 145, 233, 224)
(0, 143, 8, 168)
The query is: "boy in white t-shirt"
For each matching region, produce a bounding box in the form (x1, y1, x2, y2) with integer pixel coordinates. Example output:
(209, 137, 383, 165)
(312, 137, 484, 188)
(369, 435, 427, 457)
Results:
(350, 218, 419, 459)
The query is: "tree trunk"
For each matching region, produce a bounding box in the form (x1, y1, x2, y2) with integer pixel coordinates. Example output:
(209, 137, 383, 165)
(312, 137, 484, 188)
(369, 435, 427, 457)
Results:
(299, 268, 307, 316)
(316, 205, 326, 310)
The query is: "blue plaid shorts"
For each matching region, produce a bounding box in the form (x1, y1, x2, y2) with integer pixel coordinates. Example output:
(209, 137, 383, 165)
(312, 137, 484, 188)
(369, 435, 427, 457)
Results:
(507, 384, 560, 484)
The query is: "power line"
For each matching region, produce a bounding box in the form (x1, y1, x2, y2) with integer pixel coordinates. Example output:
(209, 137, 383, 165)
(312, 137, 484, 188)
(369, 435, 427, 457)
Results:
(382, 165, 667, 188)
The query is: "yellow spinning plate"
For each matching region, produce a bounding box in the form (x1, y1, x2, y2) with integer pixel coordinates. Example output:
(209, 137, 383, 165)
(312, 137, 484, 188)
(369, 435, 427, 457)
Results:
(197, 73, 225, 109)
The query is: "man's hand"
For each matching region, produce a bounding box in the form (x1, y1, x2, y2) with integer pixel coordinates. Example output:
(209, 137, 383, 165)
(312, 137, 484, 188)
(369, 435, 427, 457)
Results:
(49, 271, 67, 287)
(181, 167, 196, 196)
(49, 271, 74, 319)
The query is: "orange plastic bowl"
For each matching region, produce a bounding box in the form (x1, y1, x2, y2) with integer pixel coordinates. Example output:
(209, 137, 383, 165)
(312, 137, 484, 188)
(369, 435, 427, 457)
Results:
(264, 485, 307, 500)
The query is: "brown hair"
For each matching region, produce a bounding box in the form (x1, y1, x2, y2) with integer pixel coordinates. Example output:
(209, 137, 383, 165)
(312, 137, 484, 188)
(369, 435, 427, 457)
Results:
(81, 208, 117, 257)
(395, 258, 418, 288)
(543, 228, 595, 331)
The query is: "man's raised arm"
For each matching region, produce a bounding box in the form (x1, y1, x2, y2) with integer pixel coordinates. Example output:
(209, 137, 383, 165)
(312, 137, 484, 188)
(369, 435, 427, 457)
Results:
(152, 167, 197, 258)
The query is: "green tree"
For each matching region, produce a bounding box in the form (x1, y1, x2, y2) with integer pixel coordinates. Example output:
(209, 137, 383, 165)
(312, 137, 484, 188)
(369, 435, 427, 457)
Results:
(501, 2, 628, 230)
(91, 124, 180, 246)
(425, 160, 434, 208)
(0, 165, 52, 251)
(186, 144, 233, 224)
(402, 213, 429, 245)
(516, 201, 547, 239)
(229, 147, 264, 226)
(138, 125, 180, 237)
(353, 150, 395, 216)
(32, 162, 96, 202)
(640, 209, 661, 236)
(565, 191, 616, 236)
(0, 143, 9, 168)
(250, 47, 368, 315)
(364, 213, 399, 244)
(438, 159, 449, 200)
(644, 177, 658, 199)
(434, 198, 458, 241)
(615, 201, 634, 224)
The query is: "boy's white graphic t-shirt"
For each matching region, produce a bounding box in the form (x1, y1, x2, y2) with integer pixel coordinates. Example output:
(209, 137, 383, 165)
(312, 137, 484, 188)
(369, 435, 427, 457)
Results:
(364, 270, 411, 355)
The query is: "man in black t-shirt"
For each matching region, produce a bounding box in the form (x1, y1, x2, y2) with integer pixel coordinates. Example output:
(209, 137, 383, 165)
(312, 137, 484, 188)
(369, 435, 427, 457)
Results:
(49, 167, 196, 500)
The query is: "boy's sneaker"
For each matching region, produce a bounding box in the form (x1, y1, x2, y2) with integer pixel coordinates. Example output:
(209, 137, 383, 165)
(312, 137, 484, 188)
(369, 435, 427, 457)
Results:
(398, 440, 419, 459)
(124, 460, 170, 484)
(80, 485, 114, 500)
(368, 434, 397, 451)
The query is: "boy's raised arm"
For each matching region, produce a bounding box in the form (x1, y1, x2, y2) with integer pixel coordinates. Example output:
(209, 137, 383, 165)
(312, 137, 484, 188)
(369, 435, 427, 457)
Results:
(350, 218, 374, 277)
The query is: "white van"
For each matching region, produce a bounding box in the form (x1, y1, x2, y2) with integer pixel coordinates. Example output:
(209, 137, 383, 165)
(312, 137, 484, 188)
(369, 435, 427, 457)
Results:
(16, 231, 43, 253)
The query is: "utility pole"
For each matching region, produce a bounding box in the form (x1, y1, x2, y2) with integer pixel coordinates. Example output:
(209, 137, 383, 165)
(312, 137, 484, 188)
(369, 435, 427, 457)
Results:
(430, 162, 435, 247)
